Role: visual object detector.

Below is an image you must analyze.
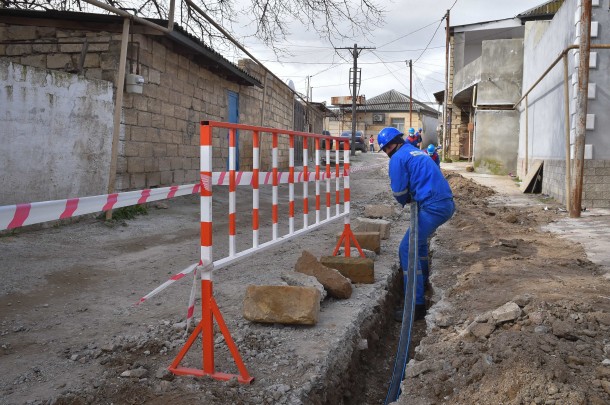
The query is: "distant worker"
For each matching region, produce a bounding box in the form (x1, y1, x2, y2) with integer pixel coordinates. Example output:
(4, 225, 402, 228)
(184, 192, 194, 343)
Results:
(369, 135, 375, 152)
(406, 127, 422, 149)
(427, 144, 440, 168)
(377, 127, 455, 321)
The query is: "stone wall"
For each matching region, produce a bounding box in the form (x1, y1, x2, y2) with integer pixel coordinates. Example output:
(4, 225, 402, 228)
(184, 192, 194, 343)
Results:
(0, 19, 299, 196)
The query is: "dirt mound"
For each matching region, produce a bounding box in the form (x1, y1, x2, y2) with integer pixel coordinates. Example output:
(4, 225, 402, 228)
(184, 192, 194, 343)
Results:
(398, 172, 610, 405)
(445, 171, 495, 204)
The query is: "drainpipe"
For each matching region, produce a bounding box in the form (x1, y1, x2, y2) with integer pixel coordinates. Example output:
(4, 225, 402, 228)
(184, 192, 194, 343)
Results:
(106, 17, 130, 220)
(525, 95, 528, 175)
(470, 85, 477, 163)
(562, 54, 571, 210)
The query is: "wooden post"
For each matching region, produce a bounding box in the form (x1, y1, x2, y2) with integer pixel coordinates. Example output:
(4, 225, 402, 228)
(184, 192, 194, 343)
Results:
(570, 0, 592, 218)
(105, 18, 130, 220)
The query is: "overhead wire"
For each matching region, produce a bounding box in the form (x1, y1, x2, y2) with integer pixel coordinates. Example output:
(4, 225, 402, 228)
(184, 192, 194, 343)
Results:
(377, 18, 443, 49)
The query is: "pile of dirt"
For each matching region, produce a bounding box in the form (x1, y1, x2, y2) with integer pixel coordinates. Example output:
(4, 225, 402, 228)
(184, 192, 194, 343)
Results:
(398, 171, 610, 405)
(445, 171, 495, 205)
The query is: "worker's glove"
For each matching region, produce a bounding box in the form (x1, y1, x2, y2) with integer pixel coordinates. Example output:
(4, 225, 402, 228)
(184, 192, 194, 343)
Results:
(394, 191, 412, 206)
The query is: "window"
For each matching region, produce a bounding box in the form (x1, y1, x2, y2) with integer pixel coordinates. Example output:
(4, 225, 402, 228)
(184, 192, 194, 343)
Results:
(391, 118, 405, 132)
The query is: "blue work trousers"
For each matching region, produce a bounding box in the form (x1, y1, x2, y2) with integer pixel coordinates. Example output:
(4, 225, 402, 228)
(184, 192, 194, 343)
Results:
(399, 198, 455, 305)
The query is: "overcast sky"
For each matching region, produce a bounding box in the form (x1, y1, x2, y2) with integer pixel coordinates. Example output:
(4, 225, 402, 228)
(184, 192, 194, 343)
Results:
(227, 0, 544, 107)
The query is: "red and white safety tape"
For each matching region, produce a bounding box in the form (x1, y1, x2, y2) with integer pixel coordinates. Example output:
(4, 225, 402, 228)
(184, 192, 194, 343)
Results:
(137, 263, 198, 305)
(0, 170, 351, 231)
(0, 184, 200, 231)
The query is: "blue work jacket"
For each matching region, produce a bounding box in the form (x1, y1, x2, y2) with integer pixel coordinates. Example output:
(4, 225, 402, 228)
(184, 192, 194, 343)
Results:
(388, 143, 453, 206)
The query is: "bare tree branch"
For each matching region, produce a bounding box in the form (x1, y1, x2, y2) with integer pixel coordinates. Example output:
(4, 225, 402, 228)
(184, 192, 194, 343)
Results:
(1, 0, 385, 54)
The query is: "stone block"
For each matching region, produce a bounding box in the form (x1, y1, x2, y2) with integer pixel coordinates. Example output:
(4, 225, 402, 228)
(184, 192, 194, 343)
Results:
(336, 231, 381, 254)
(336, 247, 376, 260)
(242, 285, 320, 325)
(353, 218, 391, 239)
(47, 53, 72, 69)
(363, 204, 396, 218)
(130, 126, 147, 142)
(127, 157, 145, 173)
(280, 272, 326, 301)
(319, 256, 374, 284)
(21, 55, 46, 69)
(8, 26, 36, 40)
(131, 173, 146, 189)
(491, 302, 521, 324)
(295, 251, 352, 299)
(469, 322, 495, 339)
(147, 172, 161, 188)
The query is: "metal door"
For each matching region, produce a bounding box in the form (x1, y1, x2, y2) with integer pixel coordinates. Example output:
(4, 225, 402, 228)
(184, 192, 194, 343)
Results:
(228, 91, 239, 170)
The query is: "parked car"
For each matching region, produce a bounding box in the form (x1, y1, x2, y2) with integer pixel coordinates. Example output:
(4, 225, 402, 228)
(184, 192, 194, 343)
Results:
(339, 130, 367, 153)
(320, 130, 333, 150)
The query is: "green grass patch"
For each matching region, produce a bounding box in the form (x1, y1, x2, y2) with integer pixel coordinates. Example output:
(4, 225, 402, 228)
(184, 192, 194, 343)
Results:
(101, 204, 148, 221)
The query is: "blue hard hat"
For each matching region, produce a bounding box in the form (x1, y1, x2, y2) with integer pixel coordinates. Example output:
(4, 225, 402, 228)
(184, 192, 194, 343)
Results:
(418, 128, 423, 132)
(408, 128, 415, 134)
(377, 127, 403, 150)
(427, 144, 436, 155)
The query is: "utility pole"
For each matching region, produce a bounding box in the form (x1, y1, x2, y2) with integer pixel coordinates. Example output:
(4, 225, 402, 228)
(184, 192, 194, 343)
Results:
(570, 0, 592, 218)
(336, 44, 375, 156)
(408, 60, 413, 128)
(306, 75, 311, 102)
(443, 9, 450, 161)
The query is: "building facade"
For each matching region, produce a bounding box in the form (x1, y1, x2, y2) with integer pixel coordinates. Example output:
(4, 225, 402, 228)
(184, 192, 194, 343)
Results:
(326, 89, 440, 150)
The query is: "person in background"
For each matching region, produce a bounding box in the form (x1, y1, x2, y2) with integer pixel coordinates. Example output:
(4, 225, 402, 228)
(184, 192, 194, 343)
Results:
(405, 128, 421, 149)
(376, 127, 455, 321)
(427, 144, 440, 168)
(369, 135, 375, 152)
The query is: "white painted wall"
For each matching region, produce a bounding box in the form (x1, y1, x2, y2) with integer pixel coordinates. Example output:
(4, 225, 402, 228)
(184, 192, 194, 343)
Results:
(0, 61, 114, 205)
(521, 0, 610, 169)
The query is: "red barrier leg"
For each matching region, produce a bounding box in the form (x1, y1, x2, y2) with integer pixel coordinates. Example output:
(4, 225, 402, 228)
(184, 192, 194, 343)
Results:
(332, 223, 365, 258)
(168, 279, 253, 383)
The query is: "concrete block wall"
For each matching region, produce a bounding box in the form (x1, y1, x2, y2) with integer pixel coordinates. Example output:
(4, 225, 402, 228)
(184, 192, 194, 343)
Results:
(542, 160, 569, 205)
(542, 159, 610, 208)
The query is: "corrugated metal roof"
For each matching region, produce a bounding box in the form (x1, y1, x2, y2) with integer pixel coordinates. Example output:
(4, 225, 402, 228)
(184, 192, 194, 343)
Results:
(354, 89, 438, 115)
(518, 0, 565, 21)
(0, 9, 261, 87)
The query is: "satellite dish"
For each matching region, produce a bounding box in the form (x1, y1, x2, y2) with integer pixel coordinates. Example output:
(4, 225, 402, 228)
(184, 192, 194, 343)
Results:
(286, 79, 295, 91)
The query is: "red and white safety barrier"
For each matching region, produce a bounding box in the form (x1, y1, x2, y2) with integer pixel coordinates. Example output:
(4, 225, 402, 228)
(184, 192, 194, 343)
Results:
(166, 121, 361, 383)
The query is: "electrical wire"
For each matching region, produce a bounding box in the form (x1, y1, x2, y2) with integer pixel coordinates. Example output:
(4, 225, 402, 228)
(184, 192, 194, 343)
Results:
(377, 19, 443, 49)
(413, 17, 444, 64)
(413, 68, 435, 103)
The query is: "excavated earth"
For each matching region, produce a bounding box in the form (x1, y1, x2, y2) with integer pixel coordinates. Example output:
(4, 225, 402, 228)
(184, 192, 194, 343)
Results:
(1, 152, 609, 405)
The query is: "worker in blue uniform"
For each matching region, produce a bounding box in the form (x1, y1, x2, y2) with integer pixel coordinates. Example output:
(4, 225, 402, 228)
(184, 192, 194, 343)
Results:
(427, 144, 440, 168)
(377, 127, 455, 320)
(405, 127, 421, 149)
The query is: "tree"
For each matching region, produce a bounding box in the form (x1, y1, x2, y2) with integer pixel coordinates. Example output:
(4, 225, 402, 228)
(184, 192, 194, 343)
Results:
(3, 0, 384, 53)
